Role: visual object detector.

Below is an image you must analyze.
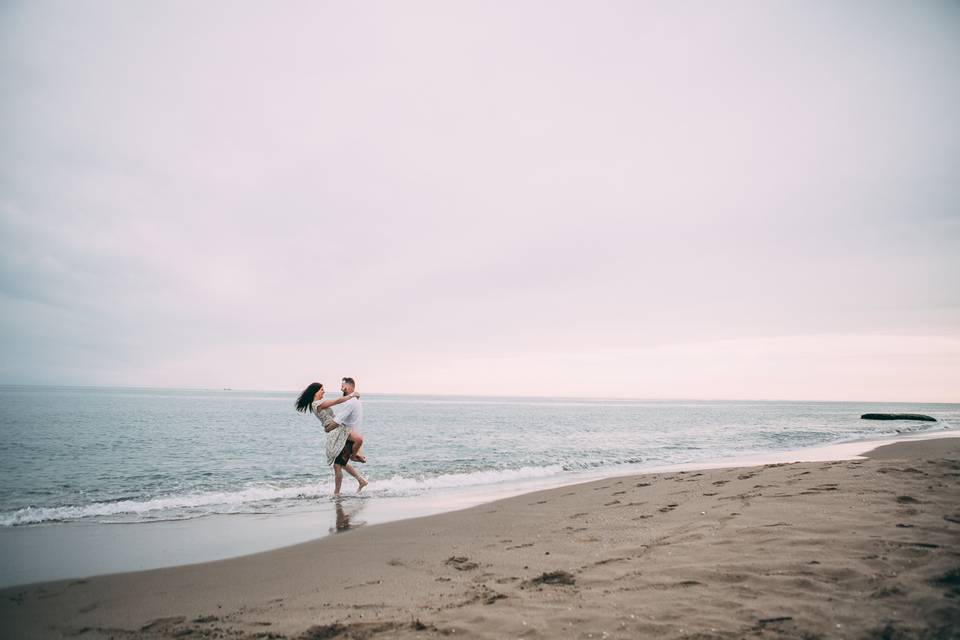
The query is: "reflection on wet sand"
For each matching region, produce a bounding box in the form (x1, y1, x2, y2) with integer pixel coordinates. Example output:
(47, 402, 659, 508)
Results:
(331, 498, 366, 533)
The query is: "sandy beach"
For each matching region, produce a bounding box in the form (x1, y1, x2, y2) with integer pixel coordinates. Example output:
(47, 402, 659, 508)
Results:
(2, 436, 958, 639)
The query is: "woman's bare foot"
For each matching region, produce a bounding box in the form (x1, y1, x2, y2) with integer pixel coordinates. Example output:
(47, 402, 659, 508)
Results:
(357, 479, 368, 493)
(350, 453, 367, 463)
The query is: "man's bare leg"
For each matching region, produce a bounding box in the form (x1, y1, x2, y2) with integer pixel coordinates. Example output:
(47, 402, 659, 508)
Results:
(333, 464, 344, 496)
(343, 463, 368, 492)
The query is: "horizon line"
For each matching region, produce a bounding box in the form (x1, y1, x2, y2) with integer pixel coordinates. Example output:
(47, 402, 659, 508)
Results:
(0, 383, 956, 405)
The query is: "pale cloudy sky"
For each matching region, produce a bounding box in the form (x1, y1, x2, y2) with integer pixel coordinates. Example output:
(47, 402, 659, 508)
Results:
(1, 1, 958, 401)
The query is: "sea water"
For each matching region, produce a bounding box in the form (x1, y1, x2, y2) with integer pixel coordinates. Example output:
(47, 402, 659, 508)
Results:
(1, 385, 956, 528)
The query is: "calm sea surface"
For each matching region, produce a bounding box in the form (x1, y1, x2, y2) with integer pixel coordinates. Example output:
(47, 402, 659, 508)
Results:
(0, 386, 956, 527)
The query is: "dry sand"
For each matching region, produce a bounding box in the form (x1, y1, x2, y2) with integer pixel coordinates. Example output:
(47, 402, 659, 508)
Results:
(2, 436, 958, 639)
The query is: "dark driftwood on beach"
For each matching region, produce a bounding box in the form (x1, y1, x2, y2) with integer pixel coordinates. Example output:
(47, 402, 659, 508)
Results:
(861, 413, 936, 422)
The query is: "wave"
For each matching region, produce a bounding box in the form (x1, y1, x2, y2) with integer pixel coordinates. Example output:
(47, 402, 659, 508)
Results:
(370, 464, 564, 492)
(6, 421, 950, 527)
(0, 464, 566, 526)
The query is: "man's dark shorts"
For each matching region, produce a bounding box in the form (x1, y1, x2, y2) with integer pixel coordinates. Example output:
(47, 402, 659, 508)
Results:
(334, 439, 353, 467)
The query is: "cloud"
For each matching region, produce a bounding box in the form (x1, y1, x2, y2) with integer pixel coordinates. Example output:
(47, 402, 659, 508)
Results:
(1, 1, 958, 398)
(391, 334, 960, 401)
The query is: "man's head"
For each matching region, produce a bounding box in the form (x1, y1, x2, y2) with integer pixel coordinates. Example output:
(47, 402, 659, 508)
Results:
(341, 377, 356, 396)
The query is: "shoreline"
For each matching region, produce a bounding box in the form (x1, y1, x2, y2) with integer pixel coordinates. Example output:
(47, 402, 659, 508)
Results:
(1, 428, 957, 589)
(2, 434, 958, 638)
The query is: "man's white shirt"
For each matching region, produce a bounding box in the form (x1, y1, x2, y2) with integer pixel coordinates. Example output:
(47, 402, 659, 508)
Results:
(331, 397, 363, 429)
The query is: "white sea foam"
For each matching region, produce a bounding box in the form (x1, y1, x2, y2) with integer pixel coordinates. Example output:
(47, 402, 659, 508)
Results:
(368, 464, 564, 493)
(0, 464, 565, 526)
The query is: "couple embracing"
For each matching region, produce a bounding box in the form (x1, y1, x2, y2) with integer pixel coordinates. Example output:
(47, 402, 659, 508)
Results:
(296, 377, 368, 495)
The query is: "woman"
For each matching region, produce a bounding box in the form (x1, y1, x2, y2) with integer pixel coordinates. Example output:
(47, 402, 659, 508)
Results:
(295, 382, 368, 494)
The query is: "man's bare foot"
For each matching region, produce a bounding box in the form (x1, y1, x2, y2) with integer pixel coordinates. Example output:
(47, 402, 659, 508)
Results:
(357, 479, 368, 493)
(350, 453, 367, 463)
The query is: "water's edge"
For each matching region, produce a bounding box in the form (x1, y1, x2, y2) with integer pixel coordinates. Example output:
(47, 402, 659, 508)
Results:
(2, 427, 956, 589)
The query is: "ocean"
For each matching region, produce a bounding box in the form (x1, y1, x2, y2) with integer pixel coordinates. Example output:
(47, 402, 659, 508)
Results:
(1, 385, 956, 528)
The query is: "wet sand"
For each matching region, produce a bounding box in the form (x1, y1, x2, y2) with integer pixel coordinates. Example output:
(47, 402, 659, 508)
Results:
(2, 436, 958, 639)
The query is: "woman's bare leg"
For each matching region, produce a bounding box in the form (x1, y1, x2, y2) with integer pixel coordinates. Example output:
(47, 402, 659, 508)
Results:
(343, 463, 368, 492)
(333, 464, 344, 495)
(348, 432, 366, 463)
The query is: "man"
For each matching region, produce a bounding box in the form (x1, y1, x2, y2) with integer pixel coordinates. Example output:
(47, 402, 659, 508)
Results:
(333, 377, 365, 462)
(330, 377, 367, 494)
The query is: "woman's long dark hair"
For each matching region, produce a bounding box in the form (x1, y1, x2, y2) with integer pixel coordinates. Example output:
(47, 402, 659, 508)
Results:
(296, 382, 323, 413)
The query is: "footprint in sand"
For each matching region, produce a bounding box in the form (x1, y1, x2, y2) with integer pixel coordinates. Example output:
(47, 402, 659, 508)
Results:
(756, 616, 793, 627)
(929, 568, 960, 597)
(445, 556, 479, 571)
(644, 580, 705, 591)
(521, 570, 576, 588)
(590, 556, 632, 567)
(140, 617, 187, 632)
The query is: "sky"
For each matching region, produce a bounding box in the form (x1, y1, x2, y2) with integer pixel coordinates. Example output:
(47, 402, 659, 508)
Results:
(1, 1, 958, 401)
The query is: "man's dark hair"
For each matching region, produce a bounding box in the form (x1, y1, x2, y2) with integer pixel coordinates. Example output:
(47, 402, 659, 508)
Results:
(342, 377, 355, 386)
